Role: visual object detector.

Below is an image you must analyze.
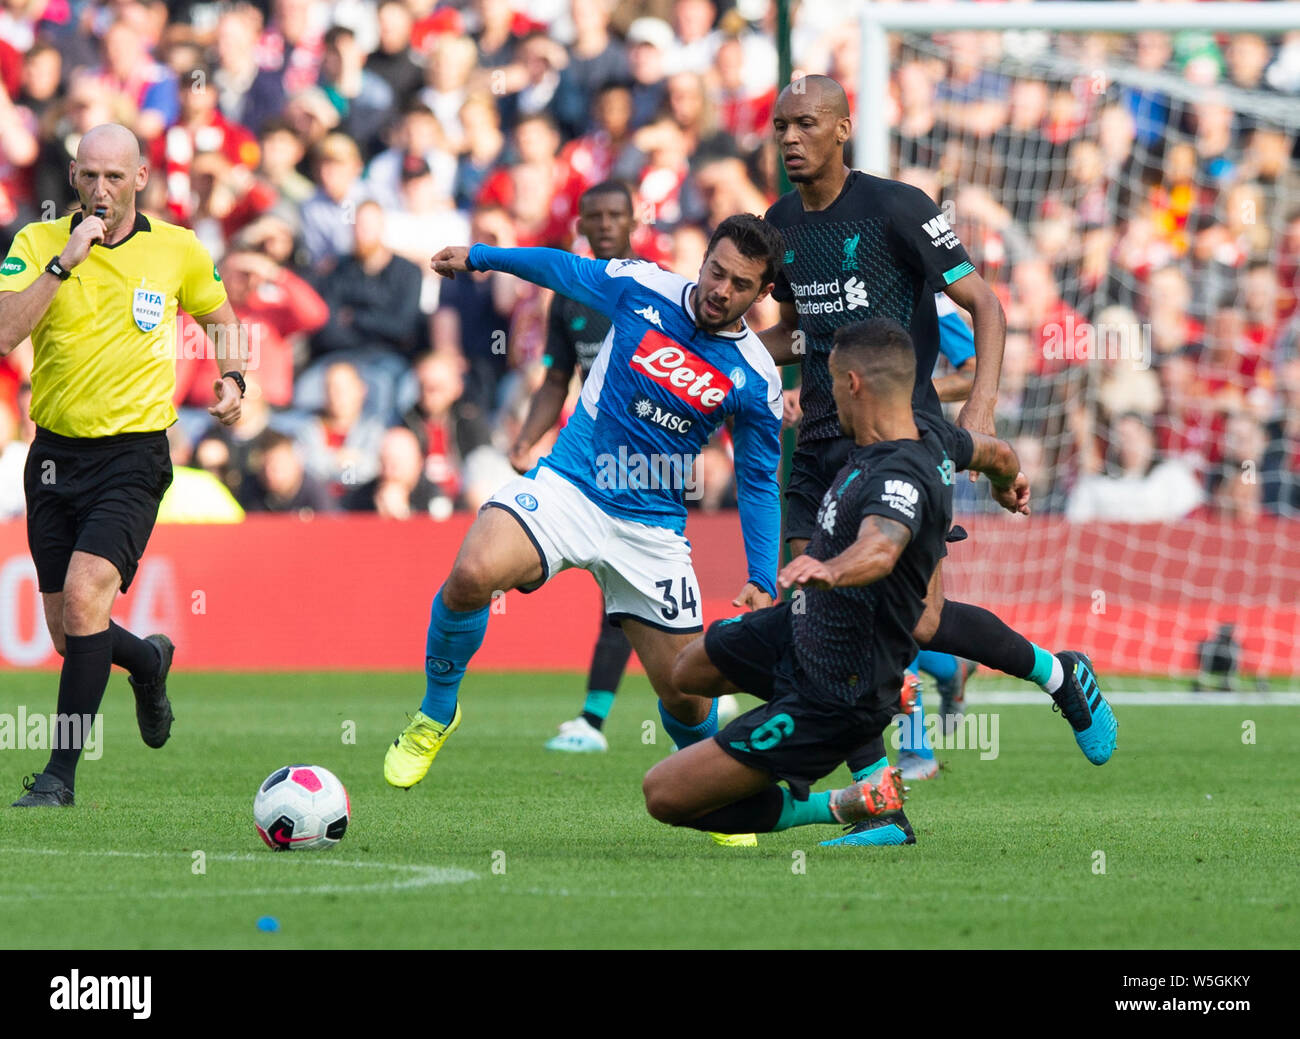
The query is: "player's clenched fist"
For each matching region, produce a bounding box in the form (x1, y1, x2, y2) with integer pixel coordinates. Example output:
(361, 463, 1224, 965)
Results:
(58, 215, 106, 270)
(991, 471, 1031, 516)
(731, 581, 773, 611)
(430, 246, 471, 279)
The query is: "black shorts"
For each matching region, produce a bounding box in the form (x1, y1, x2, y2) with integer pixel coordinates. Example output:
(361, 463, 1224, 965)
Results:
(713, 659, 898, 801)
(25, 427, 173, 594)
(703, 600, 795, 701)
(783, 436, 855, 545)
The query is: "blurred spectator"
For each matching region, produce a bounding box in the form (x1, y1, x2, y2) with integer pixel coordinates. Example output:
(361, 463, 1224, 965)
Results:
(1067, 413, 1204, 523)
(280, 85, 340, 155)
(300, 131, 369, 270)
(297, 361, 385, 494)
(419, 33, 478, 151)
(399, 351, 493, 505)
(665, 0, 718, 77)
(90, 6, 179, 141)
(478, 113, 578, 247)
(1211, 411, 1267, 522)
(215, 4, 286, 138)
(149, 63, 264, 227)
(0, 57, 37, 240)
(664, 70, 737, 168)
(453, 90, 506, 209)
(215, 246, 327, 409)
(157, 424, 245, 523)
(318, 23, 393, 158)
(561, 82, 634, 196)
(496, 31, 567, 134)
(240, 429, 335, 514)
(1121, 31, 1172, 148)
(1263, 356, 1300, 514)
(367, 101, 456, 209)
(552, 0, 626, 138)
(1241, 260, 1280, 362)
(257, 118, 316, 208)
(382, 152, 471, 314)
(16, 39, 59, 122)
(342, 425, 442, 518)
(303, 200, 422, 418)
(712, 34, 774, 157)
(625, 17, 671, 128)
(432, 204, 522, 419)
(366, 0, 424, 106)
(258, 0, 325, 98)
(473, 0, 522, 67)
(1227, 33, 1272, 93)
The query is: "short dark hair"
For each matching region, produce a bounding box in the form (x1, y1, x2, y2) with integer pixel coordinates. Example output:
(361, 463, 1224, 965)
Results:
(324, 24, 355, 47)
(705, 214, 785, 285)
(580, 179, 634, 212)
(831, 318, 917, 394)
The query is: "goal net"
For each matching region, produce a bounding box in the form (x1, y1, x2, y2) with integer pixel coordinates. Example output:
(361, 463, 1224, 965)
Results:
(848, 8, 1300, 680)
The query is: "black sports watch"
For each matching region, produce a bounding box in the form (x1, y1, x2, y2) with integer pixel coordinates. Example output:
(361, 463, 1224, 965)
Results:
(221, 370, 246, 397)
(44, 256, 70, 281)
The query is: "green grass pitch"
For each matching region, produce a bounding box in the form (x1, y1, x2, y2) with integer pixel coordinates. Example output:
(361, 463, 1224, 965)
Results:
(0, 670, 1295, 949)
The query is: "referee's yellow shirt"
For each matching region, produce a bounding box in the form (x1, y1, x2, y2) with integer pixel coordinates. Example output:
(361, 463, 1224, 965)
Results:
(0, 212, 228, 438)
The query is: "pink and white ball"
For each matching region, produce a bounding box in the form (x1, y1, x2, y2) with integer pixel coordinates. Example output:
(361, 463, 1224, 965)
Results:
(254, 764, 350, 851)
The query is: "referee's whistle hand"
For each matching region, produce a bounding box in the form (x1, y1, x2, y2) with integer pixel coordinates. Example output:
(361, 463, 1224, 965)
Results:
(208, 378, 242, 426)
(430, 246, 470, 279)
(58, 217, 106, 269)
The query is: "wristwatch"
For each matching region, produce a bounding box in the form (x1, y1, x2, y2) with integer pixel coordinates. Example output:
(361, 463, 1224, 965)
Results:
(44, 256, 70, 281)
(221, 370, 247, 397)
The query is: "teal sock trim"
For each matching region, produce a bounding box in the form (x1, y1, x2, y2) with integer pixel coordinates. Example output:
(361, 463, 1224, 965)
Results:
(774, 788, 834, 831)
(852, 757, 889, 783)
(583, 690, 616, 720)
(1027, 644, 1055, 687)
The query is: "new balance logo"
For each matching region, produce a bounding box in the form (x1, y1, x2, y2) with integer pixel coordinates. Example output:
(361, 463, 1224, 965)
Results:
(844, 276, 868, 310)
(921, 214, 950, 239)
(634, 304, 663, 329)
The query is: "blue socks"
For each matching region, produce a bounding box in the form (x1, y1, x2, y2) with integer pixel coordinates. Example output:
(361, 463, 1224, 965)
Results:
(917, 650, 958, 683)
(419, 587, 490, 725)
(898, 663, 934, 759)
(658, 698, 718, 749)
(774, 788, 834, 830)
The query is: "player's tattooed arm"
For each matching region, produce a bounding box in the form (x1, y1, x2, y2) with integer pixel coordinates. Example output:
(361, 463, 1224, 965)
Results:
(967, 431, 1030, 515)
(757, 300, 803, 365)
(777, 515, 912, 591)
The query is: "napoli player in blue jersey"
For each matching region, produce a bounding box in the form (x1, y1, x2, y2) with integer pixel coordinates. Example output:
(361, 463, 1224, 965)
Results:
(384, 215, 786, 847)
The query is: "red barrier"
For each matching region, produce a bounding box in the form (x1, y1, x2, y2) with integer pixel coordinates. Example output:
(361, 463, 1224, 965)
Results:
(1, 514, 1296, 674)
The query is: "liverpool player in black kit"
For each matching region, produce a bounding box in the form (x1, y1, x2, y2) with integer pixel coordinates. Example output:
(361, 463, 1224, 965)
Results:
(641, 319, 1028, 836)
(757, 79, 1116, 842)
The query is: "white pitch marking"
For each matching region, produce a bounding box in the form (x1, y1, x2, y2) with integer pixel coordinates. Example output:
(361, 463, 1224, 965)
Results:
(967, 690, 1300, 706)
(0, 847, 477, 899)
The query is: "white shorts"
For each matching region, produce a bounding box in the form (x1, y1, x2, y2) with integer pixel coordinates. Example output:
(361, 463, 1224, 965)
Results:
(485, 466, 704, 633)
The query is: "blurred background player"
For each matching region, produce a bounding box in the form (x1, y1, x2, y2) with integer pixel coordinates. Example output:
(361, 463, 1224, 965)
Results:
(508, 181, 638, 754)
(759, 78, 1116, 844)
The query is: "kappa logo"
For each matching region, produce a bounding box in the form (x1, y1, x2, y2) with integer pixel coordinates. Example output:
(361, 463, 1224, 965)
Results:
(634, 304, 664, 329)
(629, 331, 734, 412)
(844, 276, 869, 310)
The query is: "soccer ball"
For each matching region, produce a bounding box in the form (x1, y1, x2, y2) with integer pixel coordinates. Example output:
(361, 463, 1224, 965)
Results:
(254, 764, 350, 851)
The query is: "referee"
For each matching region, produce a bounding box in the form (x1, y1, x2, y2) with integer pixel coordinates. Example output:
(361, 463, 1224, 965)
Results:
(0, 123, 246, 807)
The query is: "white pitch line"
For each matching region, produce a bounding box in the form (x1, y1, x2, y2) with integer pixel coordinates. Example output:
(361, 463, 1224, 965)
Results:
(967, 691, 1300, 706)
(0, 847, 478, 899)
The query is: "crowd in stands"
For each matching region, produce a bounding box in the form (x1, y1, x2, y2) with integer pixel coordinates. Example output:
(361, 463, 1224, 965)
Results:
(0, 0, 1296, 522)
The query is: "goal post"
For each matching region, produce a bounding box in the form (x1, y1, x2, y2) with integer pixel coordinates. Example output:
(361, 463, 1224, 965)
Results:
(842, 2, 1300, 681)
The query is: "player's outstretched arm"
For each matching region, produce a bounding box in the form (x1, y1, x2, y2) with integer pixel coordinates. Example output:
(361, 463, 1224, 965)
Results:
(778, 515, 912, 592)
(967, 430, 1030, 515)
(432, 244, 633, 319)
(757, 299, 802, 366)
